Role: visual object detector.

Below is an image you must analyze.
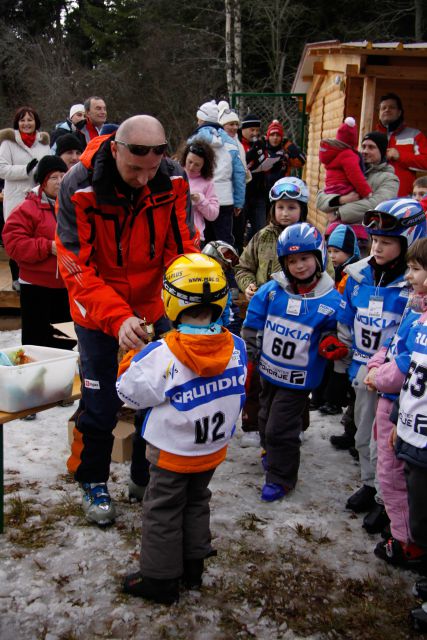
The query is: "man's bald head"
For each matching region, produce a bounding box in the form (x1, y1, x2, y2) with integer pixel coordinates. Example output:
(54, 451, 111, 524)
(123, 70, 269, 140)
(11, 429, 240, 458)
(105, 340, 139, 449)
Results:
(111, 115, 167, 189)
(116, 115, 166, 146)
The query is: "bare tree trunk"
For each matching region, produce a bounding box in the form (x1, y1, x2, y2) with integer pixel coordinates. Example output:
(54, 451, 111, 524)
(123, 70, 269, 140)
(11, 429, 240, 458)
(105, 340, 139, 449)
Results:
(415, 0, 424, 41)
(225, 0, 234, 95)
(234, 0, 242, 99)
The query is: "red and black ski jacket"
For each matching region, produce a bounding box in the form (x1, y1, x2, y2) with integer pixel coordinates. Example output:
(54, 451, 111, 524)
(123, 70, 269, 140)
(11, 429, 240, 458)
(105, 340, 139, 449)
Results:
(56, 134, 199, 337)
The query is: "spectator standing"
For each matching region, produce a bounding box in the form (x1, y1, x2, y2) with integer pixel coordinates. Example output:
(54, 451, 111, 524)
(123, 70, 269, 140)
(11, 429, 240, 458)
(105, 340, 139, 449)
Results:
(239, 113, 269, 242)
(188, 100, 245, 247)
(56, 115, 199, 526)
(218, 100, 251, 254)
(81, 96, 108, 143)
(55, 134, 84, 170)
(264, 119, 306, 195)
(180, 139, 219, 243)
(0, 106, 51, 289)
(377, 93, 427, 197)
(50, 104, 87, 152)
(2, 155, 75, 349)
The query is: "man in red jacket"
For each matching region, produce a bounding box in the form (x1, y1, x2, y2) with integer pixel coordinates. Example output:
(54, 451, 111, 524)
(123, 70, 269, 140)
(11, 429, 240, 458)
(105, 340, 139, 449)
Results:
(56, 115, 199, 526)
(377, 93, 427, 197)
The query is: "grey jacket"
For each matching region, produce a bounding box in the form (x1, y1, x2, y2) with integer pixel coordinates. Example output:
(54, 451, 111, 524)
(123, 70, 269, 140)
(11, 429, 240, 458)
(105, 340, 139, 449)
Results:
(316, 161, 399, 224)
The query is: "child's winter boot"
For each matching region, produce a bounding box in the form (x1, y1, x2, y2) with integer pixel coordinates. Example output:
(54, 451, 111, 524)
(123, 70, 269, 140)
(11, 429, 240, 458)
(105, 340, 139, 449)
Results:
(123, 571, 179, 605)
(261, 482, 286, 502)
(183, 558, 204, 589)
(362, 502, 390, 534)
(374, 537, 427, 570)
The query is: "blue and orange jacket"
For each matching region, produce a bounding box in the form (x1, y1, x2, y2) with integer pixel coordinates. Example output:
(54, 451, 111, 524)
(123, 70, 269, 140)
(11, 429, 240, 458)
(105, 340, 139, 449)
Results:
(55, 134, 199, 337)
(117, 328, 247, 473)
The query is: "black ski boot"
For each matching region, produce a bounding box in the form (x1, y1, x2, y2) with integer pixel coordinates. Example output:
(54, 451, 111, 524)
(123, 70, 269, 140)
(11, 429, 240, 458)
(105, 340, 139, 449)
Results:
(182, 558, 204, 589)
(330, 432, 355, 450)
(320, 403, 342, 415)
(346, 485, 376, 513)
(123, 571, 179, 605)
(363, 503, 390, 534)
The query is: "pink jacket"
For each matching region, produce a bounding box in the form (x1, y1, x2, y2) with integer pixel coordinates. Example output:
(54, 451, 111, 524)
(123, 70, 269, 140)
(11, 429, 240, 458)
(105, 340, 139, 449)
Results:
(187, 171, 219, 240)
(2, 186, 64, 288)
(319, 140, 372, 198)
(367, 347, 410, 542)
(367, 346, 406, 393)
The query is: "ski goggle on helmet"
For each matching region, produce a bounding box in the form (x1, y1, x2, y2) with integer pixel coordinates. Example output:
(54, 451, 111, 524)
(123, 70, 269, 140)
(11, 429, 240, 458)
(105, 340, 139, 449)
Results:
(202, 241, 239, 269)
(269, 177, 309, 204)
(363, 198, 426, 248)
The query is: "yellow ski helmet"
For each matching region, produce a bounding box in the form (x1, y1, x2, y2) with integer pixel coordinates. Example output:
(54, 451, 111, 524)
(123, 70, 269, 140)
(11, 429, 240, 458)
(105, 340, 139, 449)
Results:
(162, 253, 229, 324)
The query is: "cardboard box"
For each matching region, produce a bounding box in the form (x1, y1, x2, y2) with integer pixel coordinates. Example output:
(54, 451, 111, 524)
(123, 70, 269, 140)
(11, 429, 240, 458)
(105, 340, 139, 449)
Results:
(68, 410, 134, 463)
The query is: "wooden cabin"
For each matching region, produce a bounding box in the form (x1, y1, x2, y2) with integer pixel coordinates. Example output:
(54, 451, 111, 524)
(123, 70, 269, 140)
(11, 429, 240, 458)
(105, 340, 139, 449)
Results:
(292, 40, 427, 230)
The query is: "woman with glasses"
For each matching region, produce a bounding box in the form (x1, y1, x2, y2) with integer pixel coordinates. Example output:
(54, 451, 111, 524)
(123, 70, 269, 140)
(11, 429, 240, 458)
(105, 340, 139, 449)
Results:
(2, 155, 75, 350)
(180, 139, 219, 244)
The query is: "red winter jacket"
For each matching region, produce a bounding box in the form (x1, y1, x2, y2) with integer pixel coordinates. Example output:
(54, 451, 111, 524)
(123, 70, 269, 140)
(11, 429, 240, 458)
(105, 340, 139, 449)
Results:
(55, 135, 199, 337)
(2, 187, 64, 288)
(319, 140, 372, 198)
(377, 121, 427, 197)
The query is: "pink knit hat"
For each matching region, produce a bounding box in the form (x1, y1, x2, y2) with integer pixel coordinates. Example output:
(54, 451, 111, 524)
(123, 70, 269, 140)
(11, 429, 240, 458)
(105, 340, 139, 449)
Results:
(336, 117, 358, 148)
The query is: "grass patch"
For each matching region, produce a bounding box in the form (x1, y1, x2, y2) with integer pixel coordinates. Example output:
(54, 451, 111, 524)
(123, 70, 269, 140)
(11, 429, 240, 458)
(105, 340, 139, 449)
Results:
(5, 494, 37, 526)
(236, 512, 268, 532)
(291, 522, 332, 545)
(213, 544, 414, 639)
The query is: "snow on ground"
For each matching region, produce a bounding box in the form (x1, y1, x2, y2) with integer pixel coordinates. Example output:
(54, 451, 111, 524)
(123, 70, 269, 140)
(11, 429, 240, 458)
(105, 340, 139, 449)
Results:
(0, 329, 418, 640)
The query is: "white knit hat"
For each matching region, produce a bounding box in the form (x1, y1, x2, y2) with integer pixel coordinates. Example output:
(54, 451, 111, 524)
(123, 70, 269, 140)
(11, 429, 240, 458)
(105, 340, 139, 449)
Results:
(69, 104, 85, 119)
(197, 100, 219, 123)
(218, 100, 239, 126)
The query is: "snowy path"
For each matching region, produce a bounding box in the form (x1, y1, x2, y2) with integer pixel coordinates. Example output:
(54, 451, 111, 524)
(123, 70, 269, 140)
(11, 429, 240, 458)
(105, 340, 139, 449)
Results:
(0, 329, 417, 640)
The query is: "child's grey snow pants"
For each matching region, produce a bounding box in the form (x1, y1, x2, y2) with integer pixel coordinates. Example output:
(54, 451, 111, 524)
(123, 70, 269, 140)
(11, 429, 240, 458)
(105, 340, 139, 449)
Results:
(140, 464, 215, 579)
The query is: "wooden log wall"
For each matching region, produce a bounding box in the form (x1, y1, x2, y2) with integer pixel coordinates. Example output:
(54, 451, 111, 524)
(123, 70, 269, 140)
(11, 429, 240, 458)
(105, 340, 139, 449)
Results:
(306, 72, 345, 231)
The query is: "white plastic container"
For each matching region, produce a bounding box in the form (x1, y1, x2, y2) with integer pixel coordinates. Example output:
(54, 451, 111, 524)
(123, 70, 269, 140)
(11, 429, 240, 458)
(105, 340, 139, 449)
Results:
(0, 345, 79, 413)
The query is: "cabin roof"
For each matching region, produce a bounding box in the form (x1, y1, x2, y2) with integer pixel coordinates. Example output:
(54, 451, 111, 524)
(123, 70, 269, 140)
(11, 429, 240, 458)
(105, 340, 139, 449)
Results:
(292, 40, 427, 94)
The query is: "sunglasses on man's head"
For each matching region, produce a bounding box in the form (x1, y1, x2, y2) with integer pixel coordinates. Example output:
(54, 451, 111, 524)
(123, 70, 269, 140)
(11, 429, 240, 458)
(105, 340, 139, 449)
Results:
(270, 182, 302, 201)
(115, 140, 168, 156)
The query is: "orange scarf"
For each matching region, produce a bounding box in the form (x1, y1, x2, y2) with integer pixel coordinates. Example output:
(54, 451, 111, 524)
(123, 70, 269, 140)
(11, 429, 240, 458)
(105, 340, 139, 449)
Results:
(165, 328, 235, 377)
